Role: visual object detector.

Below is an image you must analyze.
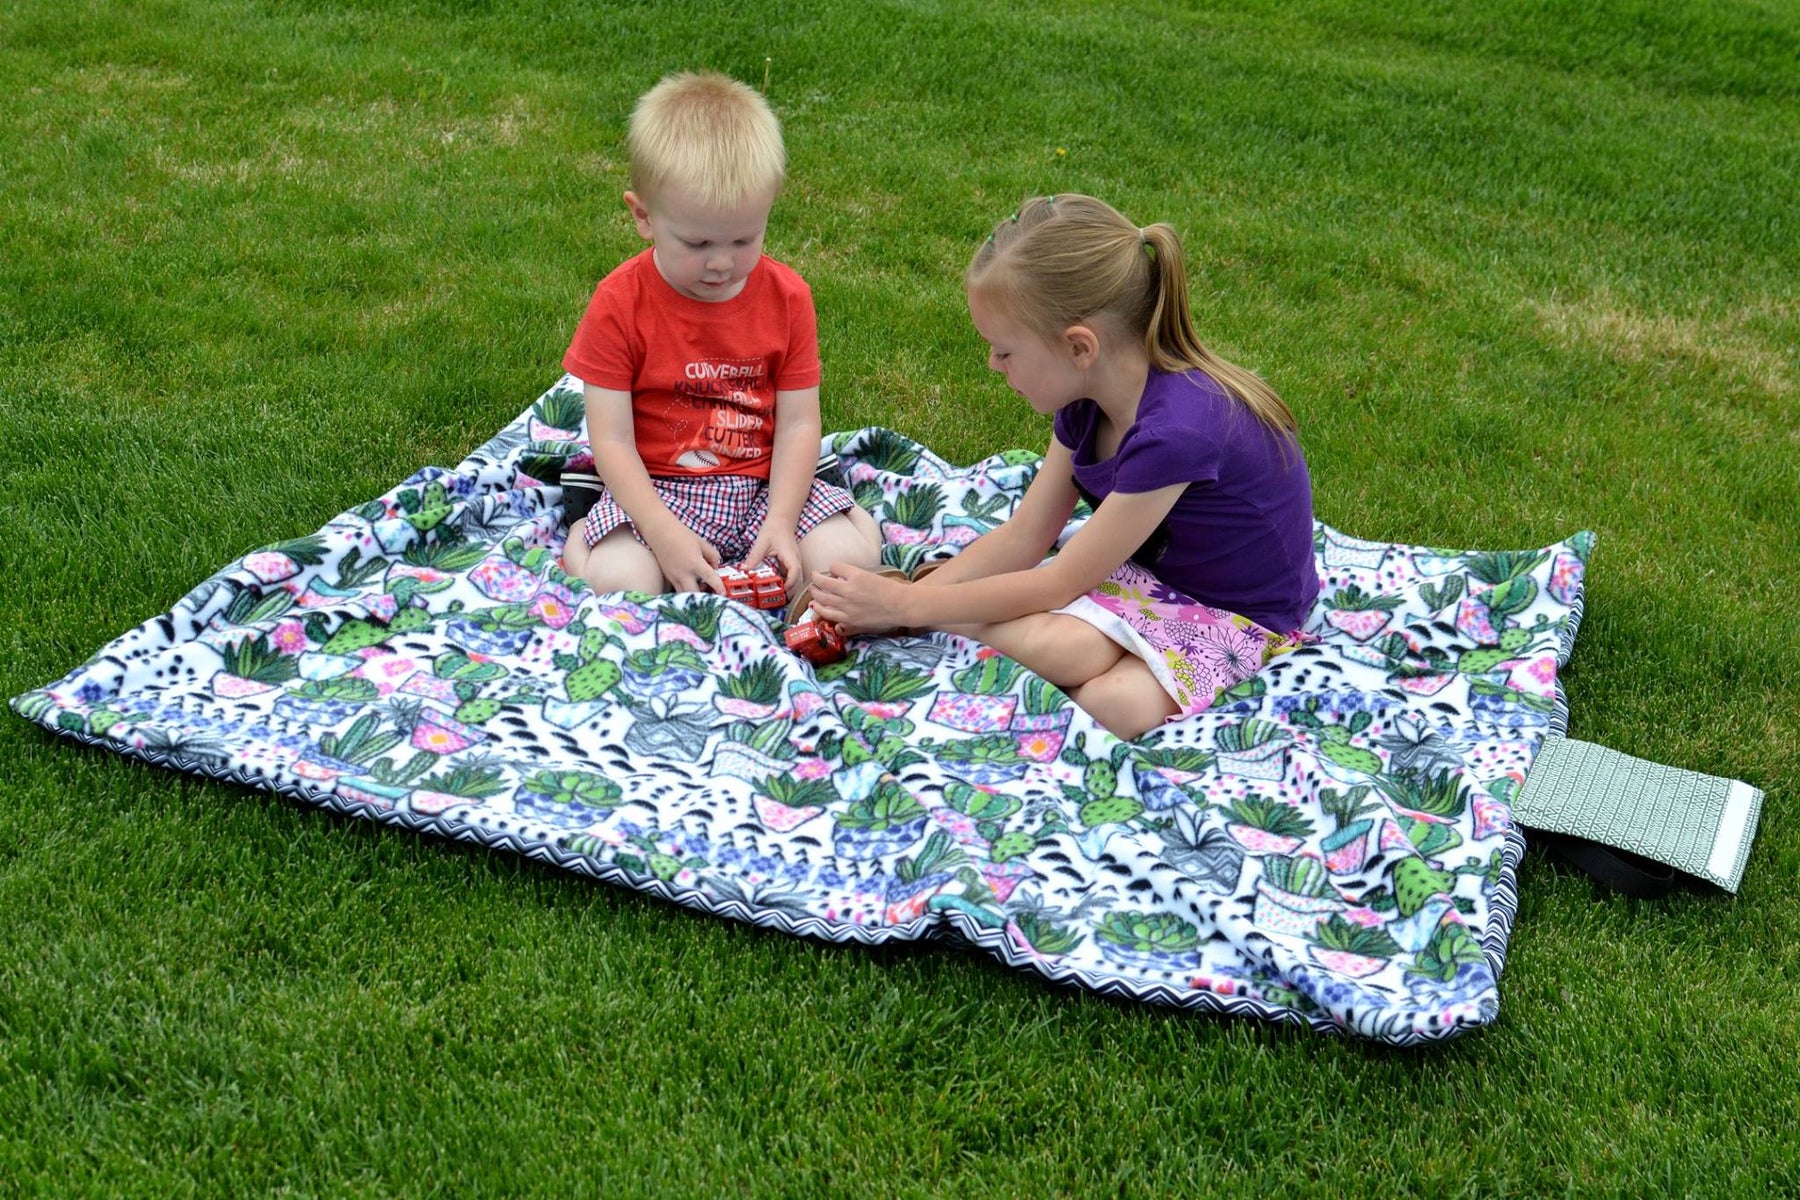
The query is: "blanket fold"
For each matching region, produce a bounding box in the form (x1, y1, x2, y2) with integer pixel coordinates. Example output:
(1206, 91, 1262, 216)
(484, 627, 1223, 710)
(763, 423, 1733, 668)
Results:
(12, 375, 1594, 1045)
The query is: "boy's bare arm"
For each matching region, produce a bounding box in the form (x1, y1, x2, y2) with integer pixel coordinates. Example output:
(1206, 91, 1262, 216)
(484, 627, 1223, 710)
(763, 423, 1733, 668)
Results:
(763, 385, 821, 531)
(743, 385, 820, 584)
(584, 382, 722, 590)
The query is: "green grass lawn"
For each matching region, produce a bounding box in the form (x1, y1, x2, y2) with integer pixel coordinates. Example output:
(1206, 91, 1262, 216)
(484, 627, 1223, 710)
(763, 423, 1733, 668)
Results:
(3, 0, 1796, 1193)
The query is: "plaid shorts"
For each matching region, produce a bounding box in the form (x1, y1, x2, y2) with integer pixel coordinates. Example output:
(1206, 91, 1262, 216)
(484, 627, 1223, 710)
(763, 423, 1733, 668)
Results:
(582, 473, 859, 565)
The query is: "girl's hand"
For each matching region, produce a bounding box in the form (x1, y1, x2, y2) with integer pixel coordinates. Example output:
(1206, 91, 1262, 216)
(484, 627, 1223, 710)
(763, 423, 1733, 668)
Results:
(808, 564, 913, 634)
(743, 527, 804, 593)
(645, 526, 723, 594)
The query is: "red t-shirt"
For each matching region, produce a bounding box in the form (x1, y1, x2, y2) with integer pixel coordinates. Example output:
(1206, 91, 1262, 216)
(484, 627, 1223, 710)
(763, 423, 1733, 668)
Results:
(562, 250, 821, 479)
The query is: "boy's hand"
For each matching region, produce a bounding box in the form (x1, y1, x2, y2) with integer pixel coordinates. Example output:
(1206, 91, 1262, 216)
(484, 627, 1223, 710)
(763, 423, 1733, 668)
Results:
(744, 528, 803, 593)
(645, 526, 723, 594)
(808, 564, 913, 634)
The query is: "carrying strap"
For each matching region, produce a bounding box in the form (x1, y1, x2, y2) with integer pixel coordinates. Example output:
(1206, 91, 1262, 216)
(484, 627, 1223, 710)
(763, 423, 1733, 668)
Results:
(1526, 830, 1679, 898)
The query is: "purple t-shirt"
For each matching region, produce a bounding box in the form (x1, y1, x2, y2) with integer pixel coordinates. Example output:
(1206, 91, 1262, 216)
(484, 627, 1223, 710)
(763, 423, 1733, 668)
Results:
(1053, 368, 1319, 633)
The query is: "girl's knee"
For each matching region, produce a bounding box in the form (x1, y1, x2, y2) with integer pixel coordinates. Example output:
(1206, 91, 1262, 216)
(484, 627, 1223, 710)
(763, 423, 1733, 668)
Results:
(1072, 662, 1178, 741)
(799, 511, 882, 574)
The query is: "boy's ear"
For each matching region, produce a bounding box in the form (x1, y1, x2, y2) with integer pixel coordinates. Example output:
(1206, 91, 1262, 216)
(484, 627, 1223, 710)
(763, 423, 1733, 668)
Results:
(1064, 324, 1101, 368)
(623, 190, 654, 240)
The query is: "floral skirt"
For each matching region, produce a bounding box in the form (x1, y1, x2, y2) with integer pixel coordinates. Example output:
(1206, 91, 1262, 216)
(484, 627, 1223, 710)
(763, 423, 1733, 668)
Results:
(1052, 562, 1306, 719)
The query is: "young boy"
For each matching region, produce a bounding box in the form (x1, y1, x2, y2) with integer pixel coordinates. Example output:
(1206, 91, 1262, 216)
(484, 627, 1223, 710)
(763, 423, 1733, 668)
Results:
(559, 70, 881, 601)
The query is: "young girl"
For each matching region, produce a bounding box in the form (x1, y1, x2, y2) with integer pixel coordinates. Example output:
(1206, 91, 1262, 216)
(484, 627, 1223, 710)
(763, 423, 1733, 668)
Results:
(807, 194, 1319, 740)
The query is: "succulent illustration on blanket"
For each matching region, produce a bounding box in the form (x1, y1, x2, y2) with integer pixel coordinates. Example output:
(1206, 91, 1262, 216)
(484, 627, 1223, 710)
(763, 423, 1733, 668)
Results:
(830, 706, 927, 775)
(614, 833, 708, 884)
(886, 830, 971, 920)
(622, 640, 708, 699)
(1406, 919, 1484, 983)
(218, 633, 300, 691)
(514, 768, 621, 828)
(1224, 793, 1317, 853)
(396, 480, 454, 533)
(1213, 717, 1293, 781)
(1286, 699, 1385, 778)
(661, 594, 725, 649)
(930, 732, 1030, 786)
(242, 533, 329, 583)
(883, 483, 946, 545)
(308, 714, 406, 772)
(1308, 912, 1403, 978)
(1324, 584, 1404, 641)
(220, 583, 297, 629)
(412, 760, 510, 812)
(843, 657, 935, 719)
(279, 675, 380, 723)
(1060, 734, 1142, 829)
(852, 427, 926, 475)
(1092, 910, 1203, 971)
(834, 780, 930, 859)
(714, 657, 787, 719)
(552, 629, 624, 704)
(1318, 785, 1383, 873)
(754, 771, 836, 833)
(1455, 549, 1550, 643)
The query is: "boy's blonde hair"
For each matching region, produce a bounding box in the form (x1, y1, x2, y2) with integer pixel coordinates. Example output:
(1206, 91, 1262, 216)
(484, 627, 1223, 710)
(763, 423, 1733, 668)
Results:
(967, 194, 1298, 438)
(628, 71, 786, 208)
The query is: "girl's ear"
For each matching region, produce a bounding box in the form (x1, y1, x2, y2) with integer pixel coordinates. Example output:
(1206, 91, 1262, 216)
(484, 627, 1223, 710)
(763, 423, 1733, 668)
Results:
(1063, 324, 1101, 368)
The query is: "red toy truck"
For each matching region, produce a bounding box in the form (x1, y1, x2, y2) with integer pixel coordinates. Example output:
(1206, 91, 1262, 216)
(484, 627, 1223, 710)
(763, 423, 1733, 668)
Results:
(717, 564, 788, 610)
(783, 609, 847, 665)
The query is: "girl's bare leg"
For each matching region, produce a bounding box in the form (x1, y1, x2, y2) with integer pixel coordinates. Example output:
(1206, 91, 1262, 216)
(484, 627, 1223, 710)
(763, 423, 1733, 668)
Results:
(570, 526, 665, 595)
(941, 612, 1127, 693)
(942, 611, 1176, 740)
(1068, 656, 1180, 741)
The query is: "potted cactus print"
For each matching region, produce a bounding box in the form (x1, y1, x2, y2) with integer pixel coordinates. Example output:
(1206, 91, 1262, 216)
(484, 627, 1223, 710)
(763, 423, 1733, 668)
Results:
(1323, 584, 1404, 642)
(1287, 700, 1385, 784)
(929, 650, 1022, 732)
(1253, 852, 1344, 937)
(623, 640, 707, 700)
(448, 604, 538, 657)
(408, 759, 510, 816)
(1224, 794, 1315, 854)
(1214, 718, 1292, 782)
(1307, 913, 1402, 979)
(833, 781, 929, 860)
(213, 633, 299, 699)
(753, 771, 834, 833)
(1009, 676, 1073, 762)
(275, 676, 379, 725)
(513, 769, 621, 829)
(712, 717, 796, 784)
(1318, 786, 1380, 873)
(842, 656, 935, 720)
(297, 713, 404, 780)
(712, 657, 787, 720)
(885, 830, 969, 922)
(934, 733, 1031, 786)
(1092, 909, 1202, 973)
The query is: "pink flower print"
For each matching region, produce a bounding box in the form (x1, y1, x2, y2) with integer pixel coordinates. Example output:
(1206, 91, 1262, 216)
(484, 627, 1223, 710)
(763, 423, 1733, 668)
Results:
(1344, 906, 1386, 927)
(793, 757, 831, 780)
(271, 620, 308, 653)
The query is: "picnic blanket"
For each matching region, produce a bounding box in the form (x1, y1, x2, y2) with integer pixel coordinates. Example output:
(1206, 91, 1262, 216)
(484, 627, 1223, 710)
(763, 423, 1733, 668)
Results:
(12, 376, 1592, 1045)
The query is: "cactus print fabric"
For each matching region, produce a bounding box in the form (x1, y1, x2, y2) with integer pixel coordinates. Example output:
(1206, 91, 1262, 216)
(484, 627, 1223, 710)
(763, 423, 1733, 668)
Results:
(13, 375, 1591, 1045)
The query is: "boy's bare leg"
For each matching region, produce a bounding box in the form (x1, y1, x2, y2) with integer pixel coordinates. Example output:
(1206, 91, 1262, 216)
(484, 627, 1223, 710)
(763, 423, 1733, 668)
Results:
(570, 526, 665, 595)
(796, 510, 883, 595)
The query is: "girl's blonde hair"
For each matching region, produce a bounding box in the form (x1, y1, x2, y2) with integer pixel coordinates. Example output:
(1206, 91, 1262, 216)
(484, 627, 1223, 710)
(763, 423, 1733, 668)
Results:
(966, 194, 1297, 437)
(628, 71, 786, 208)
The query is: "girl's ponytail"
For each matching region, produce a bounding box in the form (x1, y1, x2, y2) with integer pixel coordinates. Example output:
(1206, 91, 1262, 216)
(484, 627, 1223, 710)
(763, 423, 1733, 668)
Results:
(1142, 223, 1297, 438)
